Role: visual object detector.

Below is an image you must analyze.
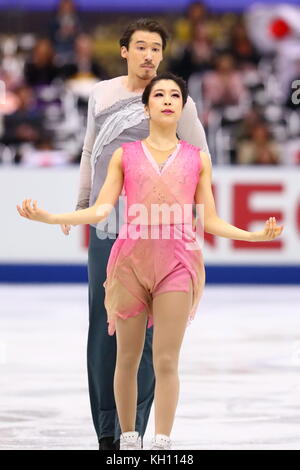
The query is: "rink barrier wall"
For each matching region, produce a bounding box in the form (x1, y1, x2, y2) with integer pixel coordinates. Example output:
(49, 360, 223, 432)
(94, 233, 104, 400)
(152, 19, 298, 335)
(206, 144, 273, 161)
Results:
(1, 166, 299, 284)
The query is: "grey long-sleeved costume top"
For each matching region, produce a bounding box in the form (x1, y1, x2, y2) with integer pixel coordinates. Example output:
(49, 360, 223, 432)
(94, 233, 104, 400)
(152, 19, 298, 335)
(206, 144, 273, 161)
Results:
(75, 75, 211, 235)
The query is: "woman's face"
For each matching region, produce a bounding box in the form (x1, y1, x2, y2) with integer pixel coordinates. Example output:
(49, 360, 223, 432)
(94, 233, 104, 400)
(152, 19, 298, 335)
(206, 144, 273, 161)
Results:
(145, 80, 183, 126)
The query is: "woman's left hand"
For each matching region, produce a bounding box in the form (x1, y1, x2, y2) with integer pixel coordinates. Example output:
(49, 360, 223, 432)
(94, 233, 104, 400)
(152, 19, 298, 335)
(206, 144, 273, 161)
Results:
(16, 199, 54, 224)
(251, 217, 284, 242)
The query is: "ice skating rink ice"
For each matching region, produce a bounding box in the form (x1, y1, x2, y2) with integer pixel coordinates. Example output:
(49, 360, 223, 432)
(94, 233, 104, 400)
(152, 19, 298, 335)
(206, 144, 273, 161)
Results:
(0, 284, 299, 450)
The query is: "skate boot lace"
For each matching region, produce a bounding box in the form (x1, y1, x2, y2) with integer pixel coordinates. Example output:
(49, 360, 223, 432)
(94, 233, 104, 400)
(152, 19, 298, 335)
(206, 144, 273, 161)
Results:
(120, 431, 141, 450)
(151, 434, 172, 450)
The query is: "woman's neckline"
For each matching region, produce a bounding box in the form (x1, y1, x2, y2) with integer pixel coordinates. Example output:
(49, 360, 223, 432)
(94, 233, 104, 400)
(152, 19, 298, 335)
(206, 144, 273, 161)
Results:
(140, 140, 182, 176)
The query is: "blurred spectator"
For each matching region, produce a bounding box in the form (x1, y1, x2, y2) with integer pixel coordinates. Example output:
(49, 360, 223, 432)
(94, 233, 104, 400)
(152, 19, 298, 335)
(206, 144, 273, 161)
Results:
(237, 123, 281, 165)
(169, 21, 213, 81)
(49, 0, 81, 66)
(202, 53, 249, 109)
(59, 33, 109, 82)
(186, 1, 207, 27)
(22, 134, 70, 167)
(196, 52, 250, 130)
(1, 85, 44, 147)
(234, 108, 265, 142)
(229, 21, 261, 69)
(172, 1, 208, 44)
(0, 36, 24, 91)
(24, 38, 60, 87)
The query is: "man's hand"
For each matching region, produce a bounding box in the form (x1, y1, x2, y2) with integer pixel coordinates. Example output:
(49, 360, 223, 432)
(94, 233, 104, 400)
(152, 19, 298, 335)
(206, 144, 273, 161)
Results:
(60, 224, 71, 236)
(107, 318, 116, 336)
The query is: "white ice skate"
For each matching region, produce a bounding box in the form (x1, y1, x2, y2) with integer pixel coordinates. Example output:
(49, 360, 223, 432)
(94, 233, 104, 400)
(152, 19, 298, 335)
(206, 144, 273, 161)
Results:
(120, 431, 142, 450)
(150, 434, 172, 450)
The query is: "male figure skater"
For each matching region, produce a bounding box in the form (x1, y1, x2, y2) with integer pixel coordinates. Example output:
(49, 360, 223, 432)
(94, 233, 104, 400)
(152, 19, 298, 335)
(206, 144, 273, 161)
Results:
(61, 18, 211, 450)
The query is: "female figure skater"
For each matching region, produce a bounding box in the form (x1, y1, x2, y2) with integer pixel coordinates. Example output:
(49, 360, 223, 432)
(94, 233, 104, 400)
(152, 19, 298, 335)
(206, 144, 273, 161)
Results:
(17, 72, 283, 451)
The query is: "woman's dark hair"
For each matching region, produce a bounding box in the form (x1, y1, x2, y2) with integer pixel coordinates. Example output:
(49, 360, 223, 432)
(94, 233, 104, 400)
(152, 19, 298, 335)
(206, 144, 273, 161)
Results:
(119, 18, 169, 51)
(142, 72, 188, 108)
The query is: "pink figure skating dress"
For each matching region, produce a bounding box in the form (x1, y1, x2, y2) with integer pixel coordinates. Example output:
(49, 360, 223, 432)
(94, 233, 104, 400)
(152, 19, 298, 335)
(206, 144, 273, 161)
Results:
(103, 139, 206, 330)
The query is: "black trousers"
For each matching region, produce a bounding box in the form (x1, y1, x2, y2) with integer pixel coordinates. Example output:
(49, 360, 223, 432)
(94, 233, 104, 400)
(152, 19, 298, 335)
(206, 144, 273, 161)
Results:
(87, 225, 155, 444)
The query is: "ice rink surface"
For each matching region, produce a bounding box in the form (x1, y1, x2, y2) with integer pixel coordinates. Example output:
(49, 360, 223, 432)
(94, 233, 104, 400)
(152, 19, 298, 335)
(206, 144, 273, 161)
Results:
(0, 284, 299, 450)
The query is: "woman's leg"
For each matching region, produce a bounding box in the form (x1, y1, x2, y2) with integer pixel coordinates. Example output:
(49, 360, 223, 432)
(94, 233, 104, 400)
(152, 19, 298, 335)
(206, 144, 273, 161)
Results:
(114, 309, 149, 433)
(152, 279, 193, 436)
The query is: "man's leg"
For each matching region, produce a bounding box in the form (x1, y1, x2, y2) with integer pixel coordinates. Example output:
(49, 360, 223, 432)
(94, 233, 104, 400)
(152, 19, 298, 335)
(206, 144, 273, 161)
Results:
(87, 227, 117, 443)
(87, 226, 156, 446)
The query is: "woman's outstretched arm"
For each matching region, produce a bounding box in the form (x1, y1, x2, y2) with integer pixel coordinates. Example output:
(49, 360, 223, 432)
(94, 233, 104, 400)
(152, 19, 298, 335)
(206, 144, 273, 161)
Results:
(17, 147, 124, 226)
(194, 151, 284, 242)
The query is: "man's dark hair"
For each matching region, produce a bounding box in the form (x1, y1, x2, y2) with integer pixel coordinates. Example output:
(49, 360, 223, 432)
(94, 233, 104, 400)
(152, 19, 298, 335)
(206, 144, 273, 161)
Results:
(119, 18, 169, 51)
(142, 72, 188, 108)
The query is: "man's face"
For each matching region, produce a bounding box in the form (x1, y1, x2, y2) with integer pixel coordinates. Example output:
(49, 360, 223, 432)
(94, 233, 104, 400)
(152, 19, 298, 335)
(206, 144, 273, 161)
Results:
(121, 30, 163, 81)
